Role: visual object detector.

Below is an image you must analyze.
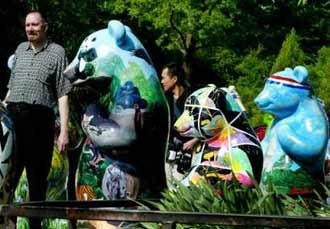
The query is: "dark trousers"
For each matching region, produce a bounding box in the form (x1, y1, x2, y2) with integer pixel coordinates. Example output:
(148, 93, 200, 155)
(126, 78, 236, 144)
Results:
(7, 102, 55, 229)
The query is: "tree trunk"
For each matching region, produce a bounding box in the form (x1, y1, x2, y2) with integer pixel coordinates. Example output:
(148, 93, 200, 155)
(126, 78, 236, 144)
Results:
(181, 33, 195, 80)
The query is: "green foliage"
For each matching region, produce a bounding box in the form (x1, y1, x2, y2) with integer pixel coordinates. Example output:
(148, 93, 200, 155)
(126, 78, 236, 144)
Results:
(156, 180, 308, 215)
(139, 179, 320, 229)
(138, 179, 330, 228)
(107, 0, 236, 52)
(298, 0, 308, 5)
(201, 47, 240, 83)
(16, 217, 69, 229)
(270, 28, 306, 75)
(231, 47, 273, 126)
(313, 184, 330, 217)
(41, 219, 70, 229)
(16, 217, 29, 229)
(100, 0, 240, 79)
(309, 46, 330, 113)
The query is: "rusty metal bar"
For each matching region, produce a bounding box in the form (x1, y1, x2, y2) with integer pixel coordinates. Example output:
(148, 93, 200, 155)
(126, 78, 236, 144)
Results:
(1, 201, 330, 228)
(16, 199, 149, 208)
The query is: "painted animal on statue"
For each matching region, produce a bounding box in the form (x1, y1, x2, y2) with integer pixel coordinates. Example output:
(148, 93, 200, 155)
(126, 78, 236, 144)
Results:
(64, 20, 169, 201)
(172, 84, 263, 187)
(254, 66, 329, 195)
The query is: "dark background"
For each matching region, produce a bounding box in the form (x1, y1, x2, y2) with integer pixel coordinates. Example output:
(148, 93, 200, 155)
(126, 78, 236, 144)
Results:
(0, 1, 28, 99)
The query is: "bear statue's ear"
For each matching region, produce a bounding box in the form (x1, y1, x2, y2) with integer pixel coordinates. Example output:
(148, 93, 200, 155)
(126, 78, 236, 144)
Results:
(108, 20, 135, 51)
(293, 65, 308, 84)
(108, 20, 126, 43)
(124, 25, 132, 33)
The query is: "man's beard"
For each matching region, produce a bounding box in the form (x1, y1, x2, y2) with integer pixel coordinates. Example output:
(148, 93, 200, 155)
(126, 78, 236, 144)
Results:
(27, 33, 38, 41)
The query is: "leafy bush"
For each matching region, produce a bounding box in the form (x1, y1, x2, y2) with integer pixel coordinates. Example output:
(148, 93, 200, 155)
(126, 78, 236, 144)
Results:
(137, 178, 330, 229)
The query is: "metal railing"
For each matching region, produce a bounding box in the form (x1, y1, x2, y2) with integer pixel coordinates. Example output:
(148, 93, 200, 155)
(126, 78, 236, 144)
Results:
(1, 200, 330, 228)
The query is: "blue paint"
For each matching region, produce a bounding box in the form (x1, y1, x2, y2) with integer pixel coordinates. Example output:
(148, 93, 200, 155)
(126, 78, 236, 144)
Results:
(255, 66, 329, 194)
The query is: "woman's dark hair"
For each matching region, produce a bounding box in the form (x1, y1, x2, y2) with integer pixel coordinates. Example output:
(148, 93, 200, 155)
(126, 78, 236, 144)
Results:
(163, 62, 189, 87)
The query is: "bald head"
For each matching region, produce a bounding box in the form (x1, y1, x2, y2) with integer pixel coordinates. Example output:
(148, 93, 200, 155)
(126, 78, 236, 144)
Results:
(27, 11, 46, 22)
(25, 11, 48, 46)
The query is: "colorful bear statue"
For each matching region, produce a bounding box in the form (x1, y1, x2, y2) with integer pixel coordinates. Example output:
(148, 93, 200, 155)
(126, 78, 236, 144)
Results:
(171, 84, 263, 187)
(64, 20, 169, 201)
(0, 102, 15, 202)
(254, 66, 329, 195)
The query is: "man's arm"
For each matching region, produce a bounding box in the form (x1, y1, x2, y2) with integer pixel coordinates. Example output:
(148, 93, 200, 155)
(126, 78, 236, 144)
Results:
(4, 90, 10, 100)
(57, 95, 69, 153)
(2, 90, 10, 106)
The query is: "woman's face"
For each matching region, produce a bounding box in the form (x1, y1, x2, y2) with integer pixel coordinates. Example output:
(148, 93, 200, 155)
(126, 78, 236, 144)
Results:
(161, 67, 177, 92)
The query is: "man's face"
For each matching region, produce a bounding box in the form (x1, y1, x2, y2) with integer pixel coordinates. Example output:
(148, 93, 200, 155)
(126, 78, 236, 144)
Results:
(161, 68, 177, 92)
(25, 12, 47, 43)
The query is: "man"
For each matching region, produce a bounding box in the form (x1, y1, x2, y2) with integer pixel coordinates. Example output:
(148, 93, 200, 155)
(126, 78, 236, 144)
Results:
(161, 63, 198, 172)
(4, 11, 71, 228)
(161, 62, 189, 125)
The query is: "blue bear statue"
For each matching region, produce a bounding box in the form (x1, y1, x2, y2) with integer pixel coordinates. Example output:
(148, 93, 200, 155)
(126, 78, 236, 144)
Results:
(255, 66, 329, 195)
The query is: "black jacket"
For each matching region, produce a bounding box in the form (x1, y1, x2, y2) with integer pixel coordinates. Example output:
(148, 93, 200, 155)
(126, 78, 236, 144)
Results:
(166, 89, 191, 148)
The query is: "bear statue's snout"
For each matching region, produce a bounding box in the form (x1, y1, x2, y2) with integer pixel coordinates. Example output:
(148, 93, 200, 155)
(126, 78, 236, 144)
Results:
(174, 110, 196, 137)
(64, 48, 98, 84)
(254, 88, 272, 111)
(63, 65, 85, 83)
(64, 60, 95, 84)
(78, 48, 98, 62)
(254, 96, 263, 108)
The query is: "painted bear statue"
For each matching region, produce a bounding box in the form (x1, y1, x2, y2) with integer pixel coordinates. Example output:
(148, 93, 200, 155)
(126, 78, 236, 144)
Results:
(172, 84, 263, 187)
(64, 20, 169, 201)
(0, 102, 15, 202)
(254, 66, 329, 195)
(0, 56, 17, 199)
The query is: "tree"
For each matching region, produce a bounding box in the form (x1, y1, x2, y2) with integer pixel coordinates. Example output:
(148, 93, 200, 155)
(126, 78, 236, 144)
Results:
(310, 47, 330, 113)
(103, 0, 238, 79)
(270, 28, 306, 75)
(232, 46, 274, 126)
